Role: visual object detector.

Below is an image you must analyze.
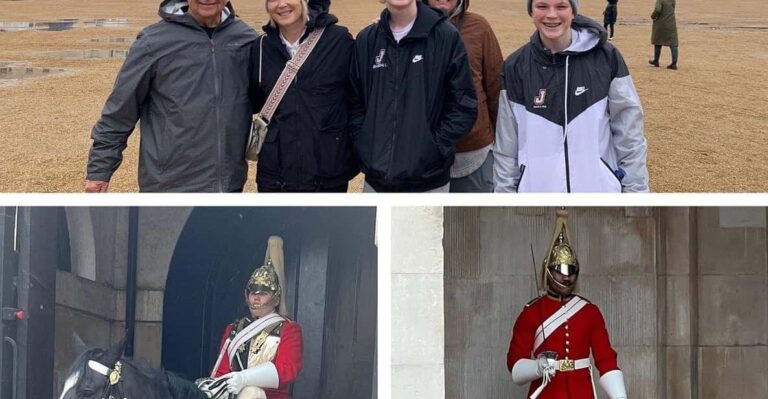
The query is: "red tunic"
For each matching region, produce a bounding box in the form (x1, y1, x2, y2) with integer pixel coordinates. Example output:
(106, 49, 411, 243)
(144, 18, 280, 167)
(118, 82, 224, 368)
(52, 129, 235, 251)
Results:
(214, 320, 303, 399)
(507, 295, 619, 399)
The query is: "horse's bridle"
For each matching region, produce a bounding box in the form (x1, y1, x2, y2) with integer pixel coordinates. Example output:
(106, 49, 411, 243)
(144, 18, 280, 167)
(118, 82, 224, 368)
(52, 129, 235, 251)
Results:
(87, 360, 126, 399)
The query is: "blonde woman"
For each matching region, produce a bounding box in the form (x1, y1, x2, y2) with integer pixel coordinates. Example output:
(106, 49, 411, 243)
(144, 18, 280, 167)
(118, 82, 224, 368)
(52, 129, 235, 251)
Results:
(250, 0, 357, 192)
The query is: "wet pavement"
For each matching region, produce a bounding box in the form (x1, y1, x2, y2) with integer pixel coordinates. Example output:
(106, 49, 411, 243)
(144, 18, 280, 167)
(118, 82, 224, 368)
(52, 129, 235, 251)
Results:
(84, 37, 134, 44)
(0, 18, 129, 32)
(0, 62, 67, 85)
(39, 49, 128, 58)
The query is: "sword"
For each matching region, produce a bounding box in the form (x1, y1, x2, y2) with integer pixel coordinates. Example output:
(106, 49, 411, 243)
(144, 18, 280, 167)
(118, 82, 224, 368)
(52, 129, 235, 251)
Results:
(530, 243, 540, 297)
(210, 338, 231, 378)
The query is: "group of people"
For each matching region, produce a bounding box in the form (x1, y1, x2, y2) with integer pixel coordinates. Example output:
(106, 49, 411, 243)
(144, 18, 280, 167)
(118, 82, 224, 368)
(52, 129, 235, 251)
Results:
(85, 0, 659, 193)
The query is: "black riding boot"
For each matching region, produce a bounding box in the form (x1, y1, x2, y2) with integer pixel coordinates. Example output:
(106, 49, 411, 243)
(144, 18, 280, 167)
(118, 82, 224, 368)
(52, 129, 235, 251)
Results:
(668, 46, 678, 69)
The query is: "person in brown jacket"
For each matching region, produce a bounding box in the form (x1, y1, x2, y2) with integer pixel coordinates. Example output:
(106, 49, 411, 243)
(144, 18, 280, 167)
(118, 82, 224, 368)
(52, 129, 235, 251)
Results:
(425, 0, 503, 192)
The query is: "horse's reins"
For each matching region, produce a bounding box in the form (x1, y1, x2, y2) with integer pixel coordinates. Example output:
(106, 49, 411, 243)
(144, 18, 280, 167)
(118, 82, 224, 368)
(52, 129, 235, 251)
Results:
(87, 360, 126, 399)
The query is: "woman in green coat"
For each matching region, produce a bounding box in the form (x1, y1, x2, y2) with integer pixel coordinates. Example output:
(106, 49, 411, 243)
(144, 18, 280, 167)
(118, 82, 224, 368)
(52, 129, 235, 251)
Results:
(649, 0, 678, 69)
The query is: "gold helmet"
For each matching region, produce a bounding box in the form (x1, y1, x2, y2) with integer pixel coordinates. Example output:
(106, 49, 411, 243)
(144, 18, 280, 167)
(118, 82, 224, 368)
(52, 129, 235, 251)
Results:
(540, 209, 579, 291)
(246, 236, 287, 315)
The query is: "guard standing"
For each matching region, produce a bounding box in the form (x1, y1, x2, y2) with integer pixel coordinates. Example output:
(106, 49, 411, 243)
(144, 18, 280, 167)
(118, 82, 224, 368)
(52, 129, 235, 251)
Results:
(507, 211, 628, 399)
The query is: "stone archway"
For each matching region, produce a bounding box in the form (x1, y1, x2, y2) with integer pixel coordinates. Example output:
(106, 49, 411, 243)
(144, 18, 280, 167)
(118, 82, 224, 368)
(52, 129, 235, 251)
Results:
(161, 207, 378, 399)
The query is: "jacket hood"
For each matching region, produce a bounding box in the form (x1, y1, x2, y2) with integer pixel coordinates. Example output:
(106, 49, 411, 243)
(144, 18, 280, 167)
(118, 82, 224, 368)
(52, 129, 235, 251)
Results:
(530, 15, 606, 59)
(380, 1, 446, 41)
(307, 0, 333, 29)
(425, 0, 469, 19)
(159, 0, 235, 27)
(262, 0, 338, 34)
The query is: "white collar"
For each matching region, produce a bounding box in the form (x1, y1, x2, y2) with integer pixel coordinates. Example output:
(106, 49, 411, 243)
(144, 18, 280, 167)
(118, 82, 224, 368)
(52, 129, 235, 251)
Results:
(280, 28, 306, 58)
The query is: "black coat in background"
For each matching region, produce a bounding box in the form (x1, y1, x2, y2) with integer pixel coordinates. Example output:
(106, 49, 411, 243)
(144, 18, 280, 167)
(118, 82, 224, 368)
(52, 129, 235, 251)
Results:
(250, 13, 358, 192)
(603, 1, 618, 25)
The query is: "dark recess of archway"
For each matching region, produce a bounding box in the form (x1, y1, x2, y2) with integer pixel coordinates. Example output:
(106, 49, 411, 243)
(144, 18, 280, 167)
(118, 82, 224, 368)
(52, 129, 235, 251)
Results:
(161, 207, 377, 399)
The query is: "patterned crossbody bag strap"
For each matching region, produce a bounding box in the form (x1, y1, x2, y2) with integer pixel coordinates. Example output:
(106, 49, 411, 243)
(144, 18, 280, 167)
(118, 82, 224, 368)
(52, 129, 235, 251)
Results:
(258, 26, 326, 123)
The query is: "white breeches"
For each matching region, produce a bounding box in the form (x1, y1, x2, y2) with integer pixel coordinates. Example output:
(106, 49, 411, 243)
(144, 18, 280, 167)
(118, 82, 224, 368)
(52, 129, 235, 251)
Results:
(238, 386, 267, 399)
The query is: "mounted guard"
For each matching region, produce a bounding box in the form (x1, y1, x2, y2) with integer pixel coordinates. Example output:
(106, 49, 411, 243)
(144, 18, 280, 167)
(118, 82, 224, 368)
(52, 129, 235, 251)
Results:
(200, 236, 303, 399)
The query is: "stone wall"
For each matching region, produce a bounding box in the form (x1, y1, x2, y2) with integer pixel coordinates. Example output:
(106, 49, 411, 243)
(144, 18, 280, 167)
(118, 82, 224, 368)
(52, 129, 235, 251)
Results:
(693, 207, 767, 398)
(392, 207, 445, 399)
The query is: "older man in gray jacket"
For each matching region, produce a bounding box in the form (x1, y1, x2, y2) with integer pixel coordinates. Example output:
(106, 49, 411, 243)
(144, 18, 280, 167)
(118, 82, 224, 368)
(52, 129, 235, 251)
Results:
(86, 0, 257, 192)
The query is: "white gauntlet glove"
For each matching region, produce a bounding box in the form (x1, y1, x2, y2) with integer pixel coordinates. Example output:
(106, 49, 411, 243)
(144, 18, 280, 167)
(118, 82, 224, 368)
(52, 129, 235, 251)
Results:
(536, 354, 557, 379)
(511, 354, 557, 385)
(220, 363, 280, 394)
(599, 370, 628, 399)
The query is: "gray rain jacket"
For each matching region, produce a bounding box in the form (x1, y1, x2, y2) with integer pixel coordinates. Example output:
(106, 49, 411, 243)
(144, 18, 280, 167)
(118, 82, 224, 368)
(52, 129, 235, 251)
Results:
(87, 0, 258, 192)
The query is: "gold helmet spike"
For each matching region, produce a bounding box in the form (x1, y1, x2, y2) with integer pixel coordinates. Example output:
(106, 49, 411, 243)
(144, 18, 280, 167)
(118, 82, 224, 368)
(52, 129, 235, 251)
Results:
(540, 209, 579, 291)
(246, 236, 287, 315)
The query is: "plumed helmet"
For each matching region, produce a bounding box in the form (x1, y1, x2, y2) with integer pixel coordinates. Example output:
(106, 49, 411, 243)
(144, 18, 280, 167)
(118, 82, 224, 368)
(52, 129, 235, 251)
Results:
(546, 234, 579, 270)
(247, 236, 287, 315)
(540, 209, 579, 291)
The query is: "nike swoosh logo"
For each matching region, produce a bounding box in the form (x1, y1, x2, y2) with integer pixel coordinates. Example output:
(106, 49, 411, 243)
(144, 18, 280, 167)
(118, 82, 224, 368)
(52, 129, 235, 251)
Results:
(412, 55, 423, 63)
(574, 87, 589, 96)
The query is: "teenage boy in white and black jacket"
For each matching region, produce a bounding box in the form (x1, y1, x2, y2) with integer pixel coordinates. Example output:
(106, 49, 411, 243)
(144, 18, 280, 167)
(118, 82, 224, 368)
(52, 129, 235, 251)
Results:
(494, 0, 649, 193)
(349, 0, 477, 193)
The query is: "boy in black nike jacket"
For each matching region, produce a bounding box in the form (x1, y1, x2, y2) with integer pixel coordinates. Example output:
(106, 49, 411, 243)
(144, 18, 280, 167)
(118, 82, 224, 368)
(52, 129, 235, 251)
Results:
(349, 0, 477, 192)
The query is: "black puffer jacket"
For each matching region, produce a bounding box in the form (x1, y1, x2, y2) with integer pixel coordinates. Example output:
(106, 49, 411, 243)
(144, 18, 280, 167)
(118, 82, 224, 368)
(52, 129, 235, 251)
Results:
(348, 2, 477, 192)
(250, 12, 358, 192)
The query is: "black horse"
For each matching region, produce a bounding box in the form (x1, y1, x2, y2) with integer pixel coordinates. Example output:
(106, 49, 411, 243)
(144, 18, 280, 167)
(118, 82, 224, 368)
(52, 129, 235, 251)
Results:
(59, 334, 209, 399)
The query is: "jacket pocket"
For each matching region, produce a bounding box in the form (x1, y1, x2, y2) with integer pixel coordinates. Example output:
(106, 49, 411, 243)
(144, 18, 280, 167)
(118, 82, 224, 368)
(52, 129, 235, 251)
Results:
(518, 164, 527, 191)
(600, 158, 622, 183)
(599, 158, 623, 192)
(317, 122, 351, 179)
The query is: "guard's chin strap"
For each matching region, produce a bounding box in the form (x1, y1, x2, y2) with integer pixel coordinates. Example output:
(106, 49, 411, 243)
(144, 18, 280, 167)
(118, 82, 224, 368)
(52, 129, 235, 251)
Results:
(88, 360, 126, 399)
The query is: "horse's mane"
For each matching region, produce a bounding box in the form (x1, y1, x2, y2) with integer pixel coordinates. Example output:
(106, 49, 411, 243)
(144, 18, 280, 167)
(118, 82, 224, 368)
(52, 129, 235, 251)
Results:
(165, 372, 210, 399)
(73, 349, 207, 399)
(120, 357, 208, 399)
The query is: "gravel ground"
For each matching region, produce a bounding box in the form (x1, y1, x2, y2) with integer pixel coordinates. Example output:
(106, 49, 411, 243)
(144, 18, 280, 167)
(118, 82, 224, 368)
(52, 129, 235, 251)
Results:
(0, 0, 766, 192)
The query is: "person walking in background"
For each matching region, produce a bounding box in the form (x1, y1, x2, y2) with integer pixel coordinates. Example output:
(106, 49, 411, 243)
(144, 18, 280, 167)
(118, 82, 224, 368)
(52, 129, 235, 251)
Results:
(250, 0, 358, 192)
(424, 0, 503, 193)
(348, 0, 477, 193)
(602, 0, 617, 40)
(649, 0, 678, 70)
(494, 0, 648, 193)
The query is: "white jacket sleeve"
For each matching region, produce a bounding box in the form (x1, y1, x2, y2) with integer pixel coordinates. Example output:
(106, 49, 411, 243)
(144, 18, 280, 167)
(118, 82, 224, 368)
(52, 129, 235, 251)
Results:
(493, 89, 521, 193)
(608, 74, 649, 193)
